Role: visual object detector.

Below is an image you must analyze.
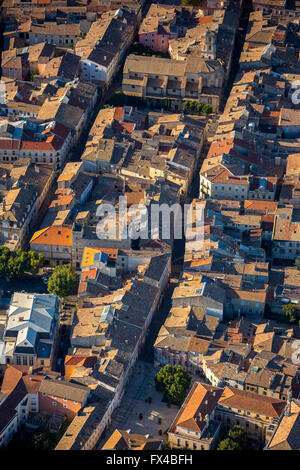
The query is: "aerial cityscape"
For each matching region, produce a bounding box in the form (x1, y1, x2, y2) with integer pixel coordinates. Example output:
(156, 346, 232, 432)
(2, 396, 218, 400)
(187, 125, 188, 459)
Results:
(0, 0, 299, 455)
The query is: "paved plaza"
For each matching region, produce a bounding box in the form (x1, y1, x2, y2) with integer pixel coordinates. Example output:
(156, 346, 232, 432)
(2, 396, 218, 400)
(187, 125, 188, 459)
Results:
(100, 361, 180, 446)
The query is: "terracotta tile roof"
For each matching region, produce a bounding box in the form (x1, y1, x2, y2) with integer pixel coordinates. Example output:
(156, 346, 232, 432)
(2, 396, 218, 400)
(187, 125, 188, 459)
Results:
(207, 138, 235, 157)
(188, 337, 210, 353)
(201, 164, 249, 185)
(218, 387, 286, 417)
(113, 107, 124, 122)
(49, 194, 74, 208)
(64, 355, 97, 379)
(20, 137, 64, 152)
(267, 401, 300, 450)
(102, 429, 162, 450)
(0, 139, 19, 150)
(39, 379, 89, 403)
(30, 226, 72, 246)
(81, 269, 98, 281)
(169, 382, 223, 434)
(244, 200, 277, 212)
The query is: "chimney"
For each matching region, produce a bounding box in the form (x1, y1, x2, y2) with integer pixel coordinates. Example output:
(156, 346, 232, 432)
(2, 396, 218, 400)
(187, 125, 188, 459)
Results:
(128, 438, 132, 449)
(29, 366, 33, 375)
(285, 390, 292, 417)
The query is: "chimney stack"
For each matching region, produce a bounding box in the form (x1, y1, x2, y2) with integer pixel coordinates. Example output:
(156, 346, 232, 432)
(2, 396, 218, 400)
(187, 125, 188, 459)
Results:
(285, 390, 292, 417)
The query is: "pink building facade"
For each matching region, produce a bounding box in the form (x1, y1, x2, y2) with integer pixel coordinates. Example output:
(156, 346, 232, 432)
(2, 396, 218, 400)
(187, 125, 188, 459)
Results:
(139, 31, 173, 54)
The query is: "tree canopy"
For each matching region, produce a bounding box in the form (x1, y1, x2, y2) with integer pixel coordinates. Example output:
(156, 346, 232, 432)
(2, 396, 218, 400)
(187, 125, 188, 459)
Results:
(202, 104, 213, 115)
(181, 0, 201, 6)
(155, 365, 191, 406)
(47, 264, 77, 298)
(0, 247, 44, 279)
(296, 254, 300, 270)
(183, 101, 213, 115)
(217, 425, 247, 450)
(282, 303, 298, 324)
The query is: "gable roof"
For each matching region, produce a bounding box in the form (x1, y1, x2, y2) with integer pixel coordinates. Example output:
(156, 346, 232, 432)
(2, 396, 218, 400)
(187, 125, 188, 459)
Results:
(30, 226, 72, 246)
(218, 386, 286, 418)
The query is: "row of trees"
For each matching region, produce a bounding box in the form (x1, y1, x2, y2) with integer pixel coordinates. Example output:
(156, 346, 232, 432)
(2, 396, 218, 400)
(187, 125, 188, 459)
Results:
(181, 0, 201, 5)
(155, 365, 191, 406)
(183, 100, 213, 115)
(106, 93, 213, 115)
(217, 425, 247, 450)
(0, 246, 76, 298)
(129, 41, 169, 59)
(0, 247, 44, 279)
(106, 92, 147, 109)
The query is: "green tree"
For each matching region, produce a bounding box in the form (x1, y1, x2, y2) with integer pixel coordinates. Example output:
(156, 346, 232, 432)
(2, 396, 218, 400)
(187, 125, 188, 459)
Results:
(0, 248, 44, 279)
(296, 254, 300, 270)
(195, 102, 203, 114)
(33, 430, 52, 450)
(47, 264, 77, 298)
(183, 101, 190, 114)
(202, 104, 213, 115)
(181, 0, 200, 6)
(228, 425, 247, 448)
(30, 69, 39, 81)
(189, 101, 197, 113)
(218, 425, 247, 450)
(155, 365, 191, 406)
(217, 437, 241, 450)
(282, 303, 298, 324)
(28, 251, 44, 274)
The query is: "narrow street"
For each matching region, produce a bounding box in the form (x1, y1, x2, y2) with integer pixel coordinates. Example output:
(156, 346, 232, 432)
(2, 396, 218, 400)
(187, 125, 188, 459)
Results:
(95, 2, 253, 448)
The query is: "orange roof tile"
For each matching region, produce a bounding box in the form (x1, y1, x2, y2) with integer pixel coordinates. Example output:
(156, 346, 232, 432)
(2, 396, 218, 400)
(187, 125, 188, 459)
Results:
(30, 226, 72, 246)
(82, 269, 97, 281)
